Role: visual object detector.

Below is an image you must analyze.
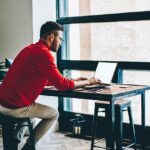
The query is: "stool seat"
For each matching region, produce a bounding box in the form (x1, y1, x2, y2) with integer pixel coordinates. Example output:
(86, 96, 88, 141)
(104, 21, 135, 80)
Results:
(0, 113, 31, 124)
(0, 113, 35, 150)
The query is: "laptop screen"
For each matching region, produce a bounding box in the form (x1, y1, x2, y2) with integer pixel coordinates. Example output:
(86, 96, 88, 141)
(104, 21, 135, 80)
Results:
(94, 62, 117, 84)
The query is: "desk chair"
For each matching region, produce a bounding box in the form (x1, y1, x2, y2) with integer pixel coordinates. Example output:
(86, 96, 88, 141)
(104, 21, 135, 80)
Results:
(0, 113, 35, 150)
(91, 100, 137, 150)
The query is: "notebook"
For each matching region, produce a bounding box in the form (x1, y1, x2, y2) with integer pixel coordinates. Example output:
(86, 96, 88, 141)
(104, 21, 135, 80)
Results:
(84, 62, 117, 89)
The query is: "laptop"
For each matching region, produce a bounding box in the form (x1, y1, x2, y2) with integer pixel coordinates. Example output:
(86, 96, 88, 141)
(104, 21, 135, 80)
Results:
(84, 62, 117, 89)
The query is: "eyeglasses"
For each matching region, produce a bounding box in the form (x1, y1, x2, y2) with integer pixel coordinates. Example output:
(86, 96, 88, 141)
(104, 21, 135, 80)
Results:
(48, 33, 64, 42)
(58, 37, 64, 42)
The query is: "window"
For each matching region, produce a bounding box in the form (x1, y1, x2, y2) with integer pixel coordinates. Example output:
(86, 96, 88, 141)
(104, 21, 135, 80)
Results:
(63, 21, 150, 62)
(58, 0, 150, 126)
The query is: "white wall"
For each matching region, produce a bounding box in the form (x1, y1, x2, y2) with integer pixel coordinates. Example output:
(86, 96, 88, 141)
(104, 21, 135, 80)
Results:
(32, 0, 56, 43)
(0, 0, 33, 61)
(0, 0, 56, 58)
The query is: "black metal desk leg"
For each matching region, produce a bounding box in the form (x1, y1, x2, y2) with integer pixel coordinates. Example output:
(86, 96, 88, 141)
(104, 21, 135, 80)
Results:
(141, 92, 145, 127)
(141, 92, 146, 149)
(106, 100, 115, 149)
(58, 96, 64, 131)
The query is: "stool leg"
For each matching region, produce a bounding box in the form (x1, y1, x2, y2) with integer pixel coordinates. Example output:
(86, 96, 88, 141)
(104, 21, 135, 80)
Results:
(128, 106, 137, 150)
(2, 124, 11, 150)
(2, 124, 17, 150)
(91, 105, 99, 150)
(115, 106, 123, 150)
(27, 120, 35, 150)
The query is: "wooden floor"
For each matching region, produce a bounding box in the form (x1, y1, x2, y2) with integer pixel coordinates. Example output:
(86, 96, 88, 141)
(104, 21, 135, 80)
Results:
(0, 132, 141, 150)
(37, 132, 92, 150)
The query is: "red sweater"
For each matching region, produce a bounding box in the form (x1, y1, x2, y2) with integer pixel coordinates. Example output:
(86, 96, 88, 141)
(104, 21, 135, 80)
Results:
(0, 40, 74, 109)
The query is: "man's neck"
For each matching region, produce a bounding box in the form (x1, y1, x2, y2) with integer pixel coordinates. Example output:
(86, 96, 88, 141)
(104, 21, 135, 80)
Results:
(40, 38, 51, 49)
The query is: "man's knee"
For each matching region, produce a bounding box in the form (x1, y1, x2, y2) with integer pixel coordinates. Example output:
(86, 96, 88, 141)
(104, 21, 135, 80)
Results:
(47, 107, 59, 120)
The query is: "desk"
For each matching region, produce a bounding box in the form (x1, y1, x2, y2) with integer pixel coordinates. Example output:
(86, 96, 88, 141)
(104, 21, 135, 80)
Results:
(41, 84, 150, 149)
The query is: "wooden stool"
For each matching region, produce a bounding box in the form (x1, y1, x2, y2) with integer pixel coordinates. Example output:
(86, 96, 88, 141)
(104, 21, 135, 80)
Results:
(0, 113, 35, 150)
(91, 100, 137, 150)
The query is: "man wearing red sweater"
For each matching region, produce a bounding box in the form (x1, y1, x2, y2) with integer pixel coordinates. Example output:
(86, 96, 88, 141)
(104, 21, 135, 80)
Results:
(0, 21, 99, 150)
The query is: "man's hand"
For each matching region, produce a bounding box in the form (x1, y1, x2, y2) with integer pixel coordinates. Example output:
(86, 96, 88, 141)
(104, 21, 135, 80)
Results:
(88, 77, 101, 85)
(73, 77, 101, 89)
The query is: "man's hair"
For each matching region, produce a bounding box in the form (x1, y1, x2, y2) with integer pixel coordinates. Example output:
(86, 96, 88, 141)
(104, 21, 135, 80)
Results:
(40, 21, 64, 39)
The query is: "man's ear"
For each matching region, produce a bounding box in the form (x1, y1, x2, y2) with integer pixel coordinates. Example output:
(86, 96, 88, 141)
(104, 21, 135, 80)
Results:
(48, 33, 55, 42)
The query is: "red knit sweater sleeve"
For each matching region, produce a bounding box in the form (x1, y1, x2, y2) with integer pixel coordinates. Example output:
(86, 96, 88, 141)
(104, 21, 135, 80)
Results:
(36, 49, 74, 91)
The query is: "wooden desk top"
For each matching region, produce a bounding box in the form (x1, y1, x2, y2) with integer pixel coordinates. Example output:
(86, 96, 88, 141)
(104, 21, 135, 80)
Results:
(0, 81, 149, 101)
(42, 84, 150, 101)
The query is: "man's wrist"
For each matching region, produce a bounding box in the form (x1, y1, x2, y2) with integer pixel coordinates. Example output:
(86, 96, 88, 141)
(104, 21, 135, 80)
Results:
(87, 80, 90, 85)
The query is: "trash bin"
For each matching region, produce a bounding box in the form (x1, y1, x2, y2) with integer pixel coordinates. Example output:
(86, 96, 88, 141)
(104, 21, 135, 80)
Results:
(70, 114, 86, 136)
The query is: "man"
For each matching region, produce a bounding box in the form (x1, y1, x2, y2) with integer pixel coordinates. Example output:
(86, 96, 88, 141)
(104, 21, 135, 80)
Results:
(0, 21, 100, 150)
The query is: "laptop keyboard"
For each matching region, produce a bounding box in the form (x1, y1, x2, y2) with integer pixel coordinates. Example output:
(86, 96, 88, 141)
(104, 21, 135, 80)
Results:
(84, 83, 110, 89)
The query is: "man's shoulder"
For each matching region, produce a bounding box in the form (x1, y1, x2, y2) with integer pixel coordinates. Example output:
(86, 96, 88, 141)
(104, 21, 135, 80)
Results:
(23, 42, 48, 53)
(21, 42, 54, 61)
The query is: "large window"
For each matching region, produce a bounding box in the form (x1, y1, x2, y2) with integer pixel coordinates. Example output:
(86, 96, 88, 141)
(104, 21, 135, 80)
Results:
(58, 0, 150, 126)
(64, 22, 150, 62)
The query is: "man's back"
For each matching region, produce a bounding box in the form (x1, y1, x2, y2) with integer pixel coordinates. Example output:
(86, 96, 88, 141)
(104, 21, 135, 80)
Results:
(0, 41, 51, 108)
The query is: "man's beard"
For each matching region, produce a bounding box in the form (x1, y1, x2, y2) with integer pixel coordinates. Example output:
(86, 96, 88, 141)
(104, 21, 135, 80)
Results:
(51, 42, 57, 52)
